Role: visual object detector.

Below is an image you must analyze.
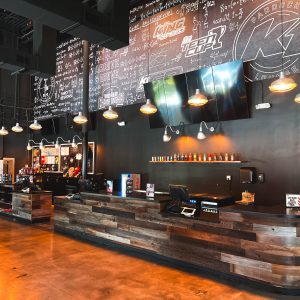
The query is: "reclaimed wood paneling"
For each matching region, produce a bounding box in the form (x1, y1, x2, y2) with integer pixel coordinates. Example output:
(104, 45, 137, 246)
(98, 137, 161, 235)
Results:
(54, 193, 300, 294)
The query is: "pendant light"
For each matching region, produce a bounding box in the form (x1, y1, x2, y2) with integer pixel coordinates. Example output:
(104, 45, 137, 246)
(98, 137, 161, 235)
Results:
(140, 18, 157, 115)
(0, 126, 8, 136)
(103, 58, 118, 120)
(140, 99, 157, 114)
(12, 122, 23, 133)
(29, 119, 42, 130)
(103, 105, 118, 120)
(73, 112, 88, 124)
(188, 5, 208, 106)
(269, 0, 297, 93)
(294, 93, 300, 103)
(188, 89, 208, 106)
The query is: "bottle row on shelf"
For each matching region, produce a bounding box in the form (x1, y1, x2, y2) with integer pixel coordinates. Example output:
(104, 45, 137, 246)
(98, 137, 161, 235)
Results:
(151, 152, 241, 162)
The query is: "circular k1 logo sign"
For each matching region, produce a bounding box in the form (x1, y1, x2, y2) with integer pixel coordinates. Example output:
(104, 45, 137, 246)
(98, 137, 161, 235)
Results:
(233, 0, 300, 81)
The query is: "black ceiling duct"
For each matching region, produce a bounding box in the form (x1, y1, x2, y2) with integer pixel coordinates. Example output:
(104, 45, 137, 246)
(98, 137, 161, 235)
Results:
(0, 0, 129, 50)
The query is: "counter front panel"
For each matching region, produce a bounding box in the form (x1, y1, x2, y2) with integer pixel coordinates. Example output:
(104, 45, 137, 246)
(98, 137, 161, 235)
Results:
(54, 192, 300, 294)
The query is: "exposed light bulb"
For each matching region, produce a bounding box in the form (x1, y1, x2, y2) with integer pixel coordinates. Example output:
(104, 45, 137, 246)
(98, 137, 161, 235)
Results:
(103, 106, 118, 120)
(12, 122, 23, 133)
(73, 112, 88, 124)
(39, 141, 44, 150)
(29, 120, 42, 130)
(140, 99, 157, 115)
(55, 140, 60, 149)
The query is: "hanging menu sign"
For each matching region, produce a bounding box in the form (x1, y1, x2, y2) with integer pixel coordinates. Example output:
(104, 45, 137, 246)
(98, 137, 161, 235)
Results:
(34, 0, 300, 119)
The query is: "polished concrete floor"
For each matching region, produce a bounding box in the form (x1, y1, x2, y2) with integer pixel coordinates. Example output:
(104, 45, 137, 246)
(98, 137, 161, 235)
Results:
(0, 218, 298, 300)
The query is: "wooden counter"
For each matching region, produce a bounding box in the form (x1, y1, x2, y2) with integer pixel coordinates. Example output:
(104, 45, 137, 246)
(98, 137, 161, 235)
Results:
(10, 191, 52, 222)
(54, 192, 300, 294)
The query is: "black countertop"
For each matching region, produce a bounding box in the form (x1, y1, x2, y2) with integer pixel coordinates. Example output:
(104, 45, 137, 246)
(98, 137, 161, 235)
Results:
(220, 204, 300, 219)
(80, 191, 171, 203)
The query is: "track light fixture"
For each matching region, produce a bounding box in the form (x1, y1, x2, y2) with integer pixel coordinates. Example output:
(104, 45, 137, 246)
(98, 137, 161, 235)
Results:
(197, 121, 214, 140)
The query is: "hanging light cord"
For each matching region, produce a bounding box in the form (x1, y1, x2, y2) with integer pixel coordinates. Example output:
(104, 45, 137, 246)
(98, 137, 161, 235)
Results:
(280, 0, 284, 73)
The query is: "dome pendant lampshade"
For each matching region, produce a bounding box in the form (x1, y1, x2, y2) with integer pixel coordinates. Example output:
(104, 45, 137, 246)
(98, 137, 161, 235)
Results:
(29, 119, 42, 130)
(294, 93, 300, 103)
(0, 126, 8, 136)
(103, 106, 118, 120)
(140, 99, 157, 115)
(12, 122, 23, 133)
(269, 71, 297, 93)
(188, 89, 208, 106)
(73, 112, 88, 125)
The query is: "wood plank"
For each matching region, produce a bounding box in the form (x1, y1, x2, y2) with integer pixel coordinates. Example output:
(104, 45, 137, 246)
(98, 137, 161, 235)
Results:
(92, 206, 135, 219)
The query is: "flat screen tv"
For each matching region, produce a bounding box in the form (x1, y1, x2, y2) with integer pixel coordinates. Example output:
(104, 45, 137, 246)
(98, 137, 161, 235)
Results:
(212, 60, 249, 121)
(144, 73, 192, 128)
(144, 60, 249, 128)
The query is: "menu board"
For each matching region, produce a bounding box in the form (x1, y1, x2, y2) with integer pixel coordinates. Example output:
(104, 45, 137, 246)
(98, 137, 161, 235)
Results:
(32, 143, 95, 174)
(33, 0, 300, 119)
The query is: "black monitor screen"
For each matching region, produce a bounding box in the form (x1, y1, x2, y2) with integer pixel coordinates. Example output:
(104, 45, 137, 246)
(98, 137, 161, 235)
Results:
(186, 66, 219, 123)
(144, 73, 192, 128)
(169, 184, 189, 204)
(213, 60, 249, 121)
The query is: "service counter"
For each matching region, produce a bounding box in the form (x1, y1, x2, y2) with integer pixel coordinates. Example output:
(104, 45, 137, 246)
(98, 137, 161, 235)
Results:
(0, 191, 52, 223)
(54, 192, 300, 295)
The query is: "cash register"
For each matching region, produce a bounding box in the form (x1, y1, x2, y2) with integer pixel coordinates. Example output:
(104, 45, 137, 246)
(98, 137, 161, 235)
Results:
(167, 184, 234, 221)
(167, 184, 203, 217)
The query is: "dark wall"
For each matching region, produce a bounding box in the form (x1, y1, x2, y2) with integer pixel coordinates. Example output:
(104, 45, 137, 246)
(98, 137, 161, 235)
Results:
(1, 75, 300, 206)
(97, 75, 300, 206)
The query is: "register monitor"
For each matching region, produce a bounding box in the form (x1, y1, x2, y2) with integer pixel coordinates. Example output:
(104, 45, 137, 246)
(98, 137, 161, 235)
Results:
(168, 184, 201, 217)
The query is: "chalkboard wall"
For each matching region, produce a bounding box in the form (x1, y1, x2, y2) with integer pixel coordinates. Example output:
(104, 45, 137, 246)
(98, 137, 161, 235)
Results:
(34, 0, 300, 119)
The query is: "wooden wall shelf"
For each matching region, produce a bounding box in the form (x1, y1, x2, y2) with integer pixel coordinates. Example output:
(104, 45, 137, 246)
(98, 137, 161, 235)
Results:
(149, 161, 245, 164)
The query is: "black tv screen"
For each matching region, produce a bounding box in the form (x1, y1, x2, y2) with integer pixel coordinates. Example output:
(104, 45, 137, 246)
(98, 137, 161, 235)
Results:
(144, 73, 192, 128)
(144, 60, 249, 128)
(185, 66, 219, 123)
(213, 60, 249, 121)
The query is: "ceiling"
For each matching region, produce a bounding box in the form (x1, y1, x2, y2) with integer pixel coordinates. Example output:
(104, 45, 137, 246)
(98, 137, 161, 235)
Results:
(0, 0, 144, 46)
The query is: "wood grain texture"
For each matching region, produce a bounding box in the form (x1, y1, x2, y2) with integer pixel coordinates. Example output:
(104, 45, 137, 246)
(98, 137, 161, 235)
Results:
(54, 193, 300, 293)
(12, 192, 52, 222)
